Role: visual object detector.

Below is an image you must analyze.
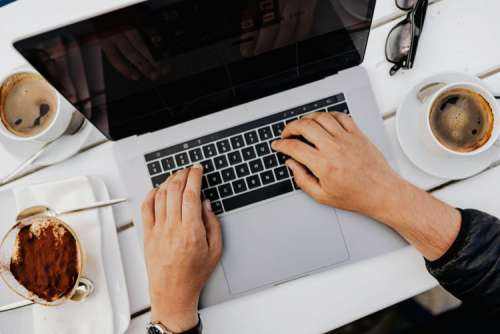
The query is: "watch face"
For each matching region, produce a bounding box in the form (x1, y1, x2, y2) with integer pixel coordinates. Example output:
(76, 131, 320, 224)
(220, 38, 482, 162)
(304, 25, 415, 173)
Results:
(148, 326, 164, 334)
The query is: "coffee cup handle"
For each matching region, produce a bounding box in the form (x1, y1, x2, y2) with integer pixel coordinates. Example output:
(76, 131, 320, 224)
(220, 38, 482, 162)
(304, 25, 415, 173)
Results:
(70, 277, 94, 302)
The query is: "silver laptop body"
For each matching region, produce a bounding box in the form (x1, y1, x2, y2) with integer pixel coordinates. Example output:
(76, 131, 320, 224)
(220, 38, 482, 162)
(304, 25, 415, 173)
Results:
(14, 0, 407, 307)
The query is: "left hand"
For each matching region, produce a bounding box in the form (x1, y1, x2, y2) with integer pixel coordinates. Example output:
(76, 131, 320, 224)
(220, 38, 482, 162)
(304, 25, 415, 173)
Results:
(141, 165, 223, 332)
(240, 0, 318, 57)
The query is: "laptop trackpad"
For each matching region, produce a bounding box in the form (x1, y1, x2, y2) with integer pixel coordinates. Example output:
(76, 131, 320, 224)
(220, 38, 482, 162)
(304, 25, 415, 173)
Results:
(220, 193, 349, 295)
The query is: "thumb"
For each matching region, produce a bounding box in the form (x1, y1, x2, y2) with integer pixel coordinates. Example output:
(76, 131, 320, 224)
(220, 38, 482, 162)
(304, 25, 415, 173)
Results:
(202, 200, 223, 260)
(286, 159, 328, 203)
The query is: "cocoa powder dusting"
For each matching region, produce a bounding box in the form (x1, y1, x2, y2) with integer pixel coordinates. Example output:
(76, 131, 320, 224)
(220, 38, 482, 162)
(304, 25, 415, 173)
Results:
(10, 218, 80, 302)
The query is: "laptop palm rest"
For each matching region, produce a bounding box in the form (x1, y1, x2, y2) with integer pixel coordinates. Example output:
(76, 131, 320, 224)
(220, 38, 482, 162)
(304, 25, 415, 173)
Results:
(220, 192, 350, 295)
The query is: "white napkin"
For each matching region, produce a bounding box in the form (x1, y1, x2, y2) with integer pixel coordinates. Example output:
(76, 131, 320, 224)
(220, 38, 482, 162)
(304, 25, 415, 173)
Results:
(13, 176, 114, 334)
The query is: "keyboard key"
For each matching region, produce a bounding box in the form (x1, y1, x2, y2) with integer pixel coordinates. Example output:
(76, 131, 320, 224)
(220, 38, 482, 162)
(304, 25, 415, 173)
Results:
(221, 167, 236, 182)
(223, 180, 294, 212)
(232, 179, 247, 194)
(203, 188, 220, 201)
(230, 135, 245, 150)
(216, 139, 231, 154)
(285, 117, 298, 125)
(258, 126, 273, 141)
(202, 176, 209, 189)
(201, 160, 215, 173)
(235, 163, 250, 178)
(272, 122, 285, 137)
(188, 148, 203, 162)
(249, 159, 264, 173)
(246, 175, 261, 189)
(328, 102, 349, 114)
(161, 157, 176, 171)
(274, 166, 290, 180)
(263, 154, 278, 169)
(228, 151, 243, 165)
(203, 144, 217, 158)
(151, 173, 170, 187)
(242, 147, 256, 161)
(260, 170, 275, 185)
(211, 201, 224, 215)
(214, 156, 229, 169)
(218, 184, 234, 198)
(244, 130, 259, 145)
(276, 152, 288, 165)
(147, 161, 162, 175)
(256, 142, 271, 156)
(207, 172, 223, 187)
(175, 152, 189, 167)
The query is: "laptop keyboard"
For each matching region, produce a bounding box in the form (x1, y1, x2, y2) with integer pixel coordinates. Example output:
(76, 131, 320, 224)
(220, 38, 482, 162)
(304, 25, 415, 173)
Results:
(144, 94, 350, 215)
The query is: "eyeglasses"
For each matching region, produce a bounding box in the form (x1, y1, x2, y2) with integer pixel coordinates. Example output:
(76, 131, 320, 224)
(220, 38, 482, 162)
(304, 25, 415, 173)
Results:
(385, 0, 429, 76)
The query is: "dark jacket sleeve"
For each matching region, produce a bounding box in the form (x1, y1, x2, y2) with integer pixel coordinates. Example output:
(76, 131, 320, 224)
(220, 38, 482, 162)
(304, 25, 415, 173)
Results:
(426, 209, 500, 313)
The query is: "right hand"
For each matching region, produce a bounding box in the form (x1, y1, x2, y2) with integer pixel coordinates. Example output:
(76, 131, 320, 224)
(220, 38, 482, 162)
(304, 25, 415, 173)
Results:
(272, 112, 404, 218)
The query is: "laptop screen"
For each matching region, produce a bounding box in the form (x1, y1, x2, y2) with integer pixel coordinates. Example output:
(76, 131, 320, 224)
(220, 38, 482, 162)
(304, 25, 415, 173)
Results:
(13, 0, 376, 140)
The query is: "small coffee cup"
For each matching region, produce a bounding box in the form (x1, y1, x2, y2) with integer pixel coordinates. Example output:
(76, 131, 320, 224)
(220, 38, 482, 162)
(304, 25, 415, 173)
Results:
(0, 67, 73, 143)
(419, 81, 500, 156)
(0, 216, 93, 306)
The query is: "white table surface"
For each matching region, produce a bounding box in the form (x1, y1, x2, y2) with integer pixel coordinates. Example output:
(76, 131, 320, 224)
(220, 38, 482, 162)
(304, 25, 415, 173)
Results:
(1, 0, 500, 333)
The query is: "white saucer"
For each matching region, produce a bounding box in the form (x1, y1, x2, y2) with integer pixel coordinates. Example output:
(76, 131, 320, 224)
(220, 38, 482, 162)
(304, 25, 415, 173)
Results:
(396, 72, 498, 180)
(0, 115, 93, 167)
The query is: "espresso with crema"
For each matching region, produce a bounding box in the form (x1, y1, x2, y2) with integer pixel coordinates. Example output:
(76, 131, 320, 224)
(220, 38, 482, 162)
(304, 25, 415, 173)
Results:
(0, 72, 57, 138)
(429, 88, 494, 153)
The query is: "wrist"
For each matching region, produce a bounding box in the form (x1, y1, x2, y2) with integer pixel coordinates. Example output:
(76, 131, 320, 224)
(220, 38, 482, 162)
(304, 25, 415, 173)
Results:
(363, 174, 413, 227)
(151, 305, 199, 333)
(150, 291, 199, 333)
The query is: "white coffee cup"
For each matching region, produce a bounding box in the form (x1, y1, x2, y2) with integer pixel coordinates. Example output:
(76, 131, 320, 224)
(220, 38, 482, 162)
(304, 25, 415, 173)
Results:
(419, 81, 500, 156)
(0, 67, 73, 143)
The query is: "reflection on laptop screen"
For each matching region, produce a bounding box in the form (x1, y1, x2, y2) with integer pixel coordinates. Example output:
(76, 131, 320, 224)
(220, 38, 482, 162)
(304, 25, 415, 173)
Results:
(14, 0, 376, 140)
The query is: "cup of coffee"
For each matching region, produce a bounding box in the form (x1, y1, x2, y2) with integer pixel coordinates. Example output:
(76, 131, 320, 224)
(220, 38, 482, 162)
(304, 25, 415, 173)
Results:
(0, 215, 87, 306)
(421, 82, 499, 156)
(0, 69, 73, 143)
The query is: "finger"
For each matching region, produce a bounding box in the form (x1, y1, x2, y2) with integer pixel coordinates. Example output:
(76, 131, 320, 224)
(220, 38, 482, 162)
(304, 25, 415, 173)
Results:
(154, 182, 168, 225)
(331, 112, 358, 133)
(166, 169, 189, 225)
(182, 164, 204, 225)
(240, 30, 258, 57)
(272, 139, 324, 176)
(304, 112, 346, 136)
(141, 188, 158, 237)
(286, 159, 327, 202)
(113, 35, 157, 80)
(66, 41, 91, 111)
(281, 118, 333, 149)
(254, 24, 280, 55)
(102, 42, 141, 80)
(296, 1, 317, 41)
(202, 200, 223, 258)
(125, 30, 161, 79)
(46, 38, 78, 103)
(274, 3, 298, 48)
(81, 41, 106, 108)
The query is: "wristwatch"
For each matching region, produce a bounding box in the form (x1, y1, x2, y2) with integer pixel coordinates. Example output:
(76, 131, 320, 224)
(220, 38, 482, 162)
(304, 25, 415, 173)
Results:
(147, 316, 202, 334)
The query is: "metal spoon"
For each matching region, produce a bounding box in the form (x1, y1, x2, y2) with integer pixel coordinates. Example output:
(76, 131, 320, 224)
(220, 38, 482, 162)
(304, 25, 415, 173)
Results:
(0, 112, 86, 185)
(0, 278, 95, 312)
(16, 198, 128, 222)
(416, 82, 446, 103)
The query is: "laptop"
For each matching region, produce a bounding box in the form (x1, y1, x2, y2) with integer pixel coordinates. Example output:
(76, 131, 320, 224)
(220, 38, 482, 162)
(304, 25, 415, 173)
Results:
(14, 0, 407, 307)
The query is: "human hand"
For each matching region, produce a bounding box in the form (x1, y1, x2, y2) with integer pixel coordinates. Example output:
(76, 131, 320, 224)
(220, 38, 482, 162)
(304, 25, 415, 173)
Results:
(141, 165, 223, 332)
(240, 0, 318, 57)
(102, 29, 167, 81)
(272, 112, 403, 219)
